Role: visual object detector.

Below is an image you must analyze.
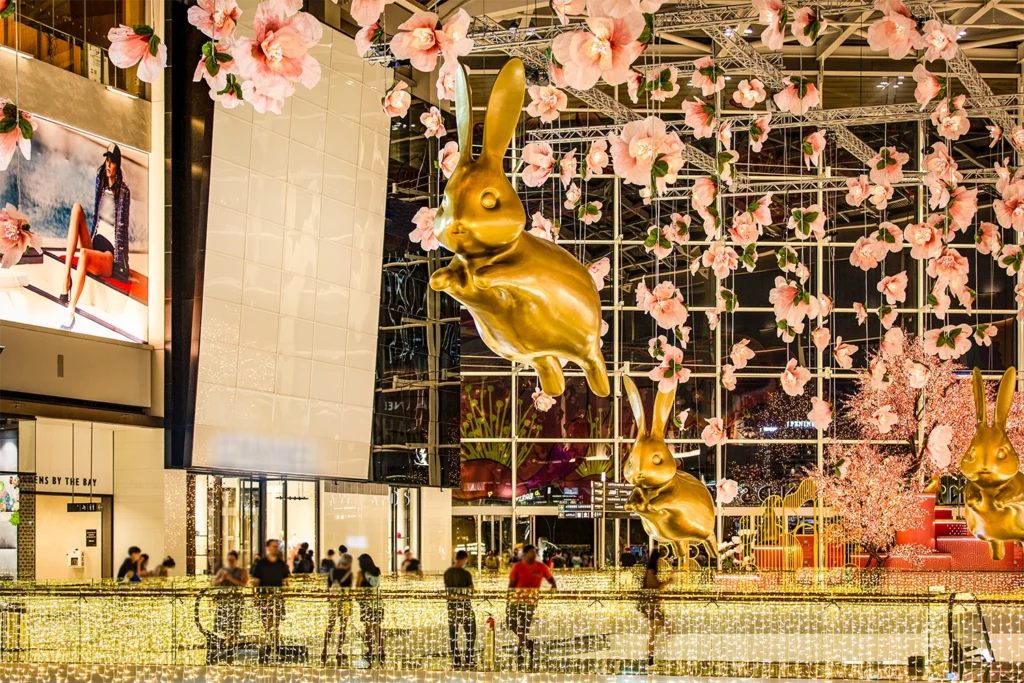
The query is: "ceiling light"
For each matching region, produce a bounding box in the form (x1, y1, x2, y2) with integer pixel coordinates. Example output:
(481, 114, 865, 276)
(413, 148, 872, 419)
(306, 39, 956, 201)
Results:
(897, 75, 904, 80)
(724, 75, 731, 80)
(106, 86, 139, 99)
(959, 29, 967, 36)
(743, 28, 753, 34)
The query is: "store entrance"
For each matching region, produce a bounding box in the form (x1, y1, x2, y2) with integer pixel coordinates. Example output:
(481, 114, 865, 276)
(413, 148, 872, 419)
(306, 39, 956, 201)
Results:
(194, 474, 317, 573)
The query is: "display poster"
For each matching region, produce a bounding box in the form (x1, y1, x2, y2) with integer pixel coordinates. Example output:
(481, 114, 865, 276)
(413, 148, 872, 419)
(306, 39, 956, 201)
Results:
(0, 113, 149, 343)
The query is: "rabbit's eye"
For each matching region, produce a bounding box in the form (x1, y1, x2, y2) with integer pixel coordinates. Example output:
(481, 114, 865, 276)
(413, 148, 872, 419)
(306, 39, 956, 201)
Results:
(652, 455, 662, 465)
(481, 189, 499, 209)
(998, 448, 1007, 459)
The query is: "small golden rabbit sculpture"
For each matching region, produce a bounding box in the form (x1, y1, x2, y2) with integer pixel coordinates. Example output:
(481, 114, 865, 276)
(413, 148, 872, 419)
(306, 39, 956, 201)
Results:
(428, 58, 610, 398)
(622, 376, 718, 561)
(961, 367, 1024, 560)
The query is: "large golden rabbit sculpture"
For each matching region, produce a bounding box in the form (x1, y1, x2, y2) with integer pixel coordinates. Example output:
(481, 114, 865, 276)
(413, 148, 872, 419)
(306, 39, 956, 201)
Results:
(428, 58, 610, 398)
(622, 376, 718, 561)
(961, 367, 1024, 560)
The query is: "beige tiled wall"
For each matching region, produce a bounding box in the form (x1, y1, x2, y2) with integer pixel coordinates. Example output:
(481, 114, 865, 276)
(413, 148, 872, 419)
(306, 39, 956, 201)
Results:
(192, 16, 389, 479)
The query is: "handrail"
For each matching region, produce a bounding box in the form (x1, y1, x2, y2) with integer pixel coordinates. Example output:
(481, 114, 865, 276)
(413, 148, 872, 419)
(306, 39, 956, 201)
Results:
(947, 592, 996, 681)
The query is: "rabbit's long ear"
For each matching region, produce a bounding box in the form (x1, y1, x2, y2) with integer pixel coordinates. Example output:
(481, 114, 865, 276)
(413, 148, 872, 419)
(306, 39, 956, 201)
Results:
(480, 58, 525, 163)
(623, 375, 647, 437)
(995, 366, 1017, 428)
(650, 381, 677, 438)
(454, 60, 474, 163)
(973, 367, 987, 426)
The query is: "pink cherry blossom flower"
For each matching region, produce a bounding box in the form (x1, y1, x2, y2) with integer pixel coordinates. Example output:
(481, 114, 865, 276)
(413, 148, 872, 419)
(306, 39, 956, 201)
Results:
(927, 247, 969, 292)
(665, 213, 690, 244)
(624, 70, 643, 104)
(929, 284, 951, 319)
(923, 425, 953, 470)
(645, 224, 674, 259)
(533, 388, 557, 412)
(647, 65, 681, 102)
(819, 293, 833, 316)
(974, 323, 998, 347)
(675, 326, 692, 349)
(877, 271, 908, 304)
(988, 124, 1002, 148)
(702, 241, 739, 279)
(607, 116, 685, 190)
(867, 7, 920, 59)
(242, 79, 290, 115)
(845, 175, 870, 206)
(716, 478, 739, 505)
(683, 98, 716, 139)
(878, 304, 899, 330)
(551, 0, 587, 25)
(690, 57, 725, 97)
(528, 212, 559, 242)
(749, 113, 772, 153)
(912, 64, 943, 110)
(559, 151, 578, 188)
(931, 97, 970, 140)
(868, 183, 894, 210)
(832, 336, 858, 369)
(588, 257, 610, 290)
(357, 23, 385, 58)
(923, 324, 973, 360)
(744, 193, 772, 228)
(770, 276, 819, 326)
(435, 58, 466, 101)
(721, 364, 738, 391)
(107, 24, 168, 84)
(550, 11, 645, 90)
(906, 220, 944, 260)
(924, 176, 951, 210)
(382, 81, 411, 117)
(234, 1, 324, 94)
(691, 176, 717, 210)
(808, 397, 833, 431)
(919, 19, 959, 62)
(780, 358, 811, 397)
(791, 6, 827, 46)
(409, 206, 439, 251)
(881, 327, 905, 355)
(995, 181, 1024, 231)
(1001, 244, 1024, 275)
(1010, 126, 1024, 149)
(802, 129, 826, 169)
(976, 221, 1002, 256)
(527, 85, 568, 123)
(564, 182, 582, 210)
(521, 142, 556, 187)
(649, 344, 691, 392)
(853, 302, 868, 325)
(788, 204, 826, 240)
(728, 213, 761, 247)
(812, 327, 831, 352)
(702, 417, 727, 447)
(0, 103, 35, 172)
(648, 335, 668, 359)
(923, 140, 961, 178)
(421, 106, 446, 138)
(873, 222, 904, 254)
(733, 78, 767, 108)
(188, 0, 242, 40)
(585, 139, 610, 180)
(438, 141, 459, 178)
(869, 405, 899, 434)
(580, 201, 603, 225)
(639, 281, 689, 329)
(753, 0, 789, 50)
(716, 121, 733, 150)
(773, 76, 820, 115)
(697, 204, 721, 240)
(350, 0, 393, 27)
(948, 185, 978, 231)
(730, 339, 756, 369)
(0, 204, 40, 268)
(904, 360, 929, 389)
(390, 9, 473, 73)
(868, 146, 909, 185)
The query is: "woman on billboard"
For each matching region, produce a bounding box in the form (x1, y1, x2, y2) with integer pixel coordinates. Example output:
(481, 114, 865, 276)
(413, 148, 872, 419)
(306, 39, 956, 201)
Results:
(57, 143, 131, 330)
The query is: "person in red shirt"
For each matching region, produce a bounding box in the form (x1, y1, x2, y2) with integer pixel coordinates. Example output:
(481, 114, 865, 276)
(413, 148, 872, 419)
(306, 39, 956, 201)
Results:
(507, 544, 556, 669)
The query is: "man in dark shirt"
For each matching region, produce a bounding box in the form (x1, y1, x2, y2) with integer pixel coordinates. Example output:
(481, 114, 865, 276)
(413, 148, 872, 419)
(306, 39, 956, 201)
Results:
(619, 546, 637, 568)
(443, 550, 476, 669)
(116, 546, 141, 581)
(551, 550, 566, 569)
(251, 539, 290, 661)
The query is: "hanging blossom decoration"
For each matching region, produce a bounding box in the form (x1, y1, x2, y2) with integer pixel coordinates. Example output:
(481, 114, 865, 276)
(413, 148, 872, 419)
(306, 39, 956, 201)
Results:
(382, 81, 411, 117)
(390, 9, 473, 73)
(752, 0, 789, 50)
(550, 7, 645, 90)
(866, 0, 921, 59)
(107, 23, 168, 84)
(0, 100, 36, 172)
(526, 85, 568, 123)
(791, 6, 827, 47)
(749, 113, 772, 153)
(773, 75, 820, 115)
(690, 57, 725, 97)
(636, 281, 689, 330)
(607, 115, 685, 197)
(0, 204, 40, 269)
(409, 206, 439, 251)
(733, 79, 767, 109)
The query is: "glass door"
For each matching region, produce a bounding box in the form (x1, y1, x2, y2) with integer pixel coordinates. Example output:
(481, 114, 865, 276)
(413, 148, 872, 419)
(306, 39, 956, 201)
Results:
(239, 478, 261, 567)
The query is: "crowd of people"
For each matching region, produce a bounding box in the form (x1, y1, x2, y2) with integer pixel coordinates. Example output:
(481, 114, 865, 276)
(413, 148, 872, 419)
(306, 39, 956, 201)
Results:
(117, 539, 668, 670)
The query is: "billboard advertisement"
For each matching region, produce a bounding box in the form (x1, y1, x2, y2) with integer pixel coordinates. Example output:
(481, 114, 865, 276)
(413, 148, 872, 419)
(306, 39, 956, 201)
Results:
(0, 114, 149, 343)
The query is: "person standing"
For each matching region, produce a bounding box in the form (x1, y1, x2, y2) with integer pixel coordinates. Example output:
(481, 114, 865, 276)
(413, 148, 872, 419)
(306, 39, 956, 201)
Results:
(619, 546, 637, 568)
(401, 549, 423, 577)
(117, 546, 142, 581)
(507, 544, 556, 670)
(292, 542, 310, 574)
(322, 553, 355, 666)
(250, 539, 290, 663)
(638, 550, 673, 667)
(444, 550, 476, 669)
(212, 550, 248, 647)
(150, 556, 176, 577)
(356, 554, 385, 667)
(483, 550, 500, 572)
(551, 550, 566, 569)
(320, 549, 336, 574)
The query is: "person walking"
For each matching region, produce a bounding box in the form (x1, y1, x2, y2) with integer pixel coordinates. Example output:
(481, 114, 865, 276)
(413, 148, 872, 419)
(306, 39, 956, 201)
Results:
(639, 549, 673, 667)
(322, 553, 355, 666)
(444, 550, 476, 669)
(250, 539, 290, 663)
(356, 554, 385, 667)
(212, 550, 248, 648)
(507, 544, 556, 670)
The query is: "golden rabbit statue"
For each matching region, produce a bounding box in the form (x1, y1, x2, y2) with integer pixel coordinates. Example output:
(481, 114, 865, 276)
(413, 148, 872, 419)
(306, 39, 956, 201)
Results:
(622, 376, 717, 561)
(428, 58, 610, 398)
(961, 367, 1024, 560)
